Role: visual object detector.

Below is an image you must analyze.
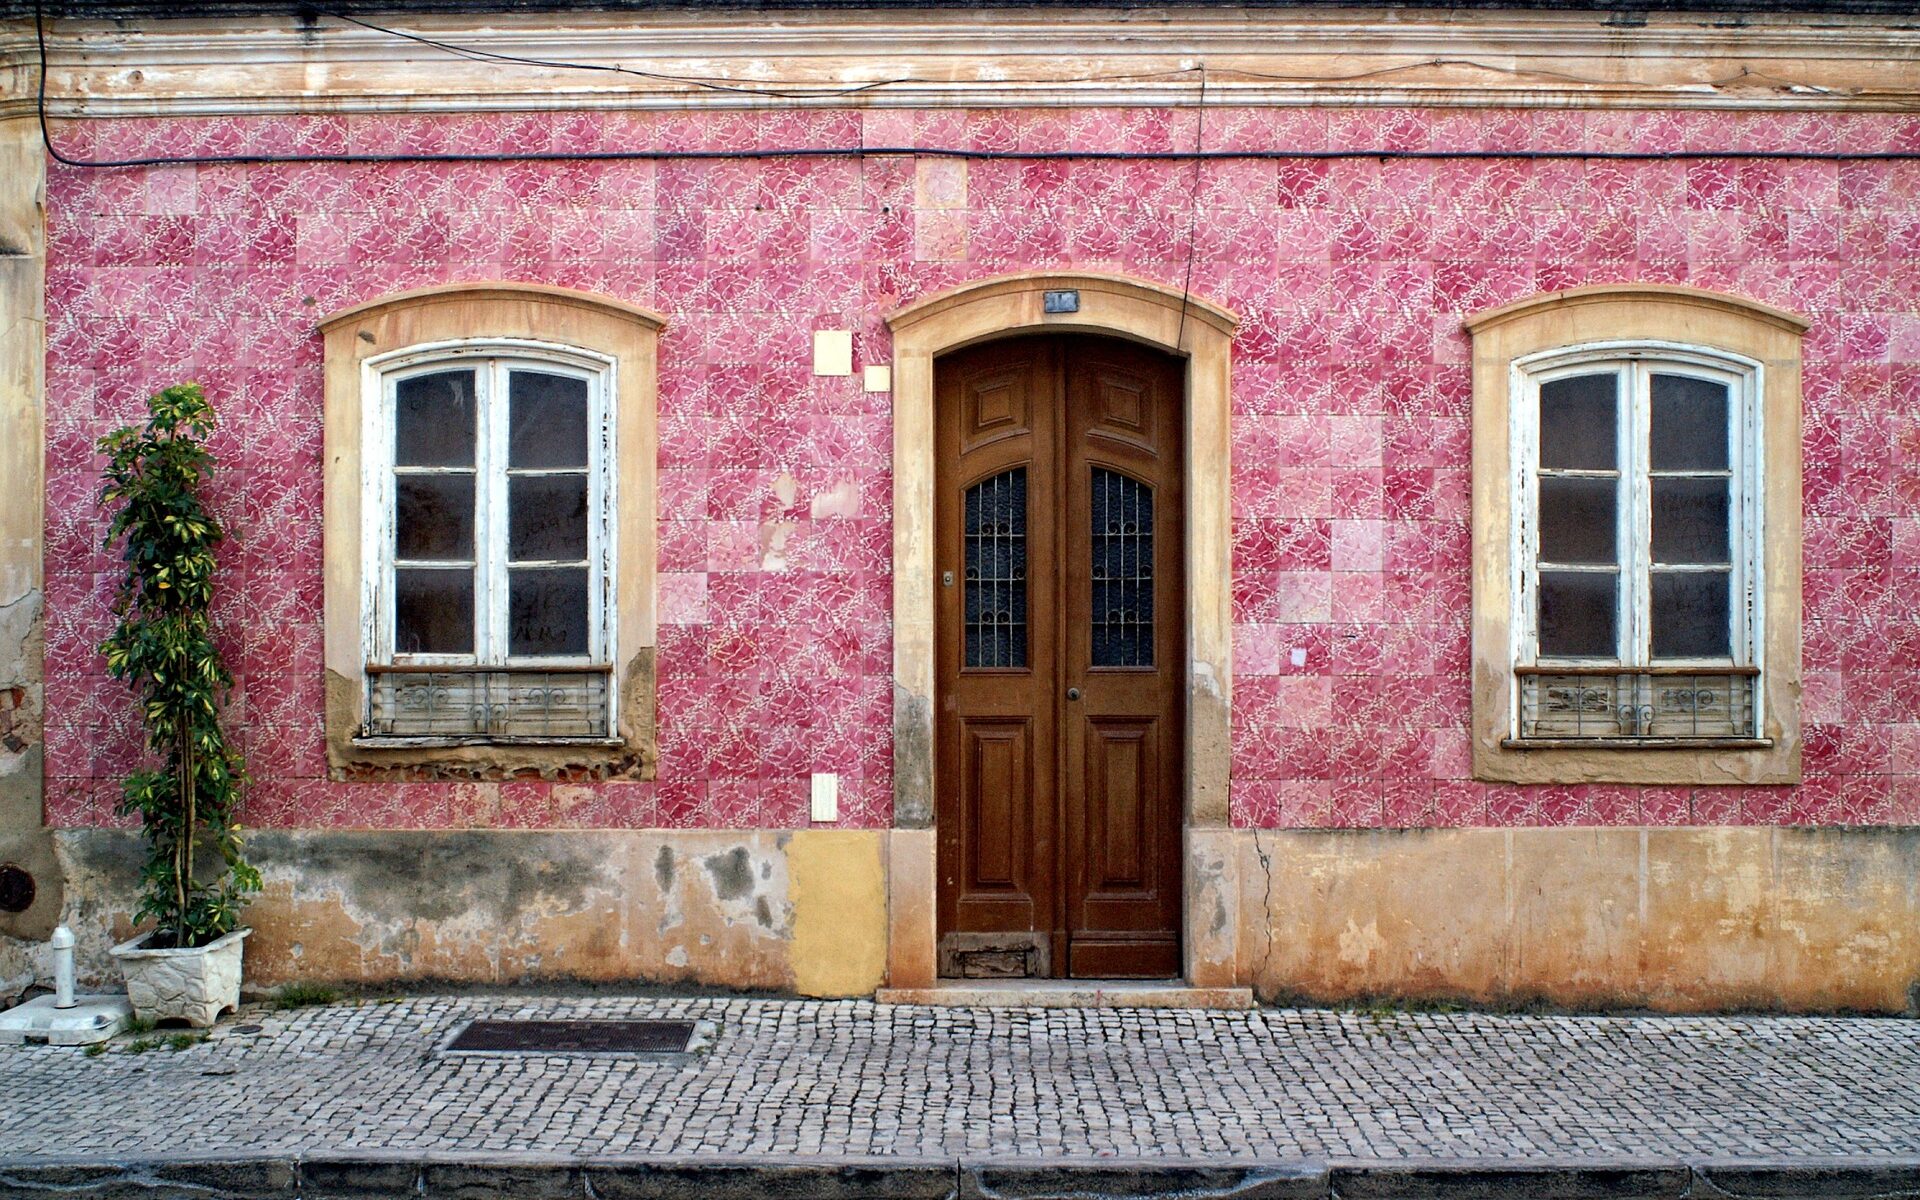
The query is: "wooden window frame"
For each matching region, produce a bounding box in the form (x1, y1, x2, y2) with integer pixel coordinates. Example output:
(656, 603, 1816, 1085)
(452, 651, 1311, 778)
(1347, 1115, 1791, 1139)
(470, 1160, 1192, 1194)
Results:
(1509, 343, 1765, 747)
(320, 283, 665, 780)
(1465, 285, 1805, 787)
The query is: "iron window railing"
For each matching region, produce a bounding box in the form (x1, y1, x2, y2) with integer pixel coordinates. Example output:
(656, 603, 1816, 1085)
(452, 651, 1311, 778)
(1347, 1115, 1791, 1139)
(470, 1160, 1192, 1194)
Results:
(1515, 665, 1759, 744)
(364, 664, 612, 741)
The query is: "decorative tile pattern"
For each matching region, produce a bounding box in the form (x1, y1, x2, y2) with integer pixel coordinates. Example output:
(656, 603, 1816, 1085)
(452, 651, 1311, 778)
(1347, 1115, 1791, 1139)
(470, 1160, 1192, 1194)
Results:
(39, 108, 1920, 829)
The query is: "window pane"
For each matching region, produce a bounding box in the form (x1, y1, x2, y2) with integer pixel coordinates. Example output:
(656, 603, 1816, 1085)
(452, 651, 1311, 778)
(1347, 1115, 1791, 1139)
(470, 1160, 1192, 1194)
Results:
(510, 371, 590, 469)
(1651, 478, 1730, 564)
(1091, 468, 1154, 668)
(1651, 571, 1732, 658)
(1538, 477, 1617, 565)
(510, 567, 590, 657)
(1539, 373, 1617, 470)
(395, 567, 474, 654)
(509, 475, 589, 562)
(1537, 570, 1617, 658)
(395, 475, 474, 561)
(964, 467, 1028, 669)
(1651, 374, 1729, 471)
(395, 370, 476, 467)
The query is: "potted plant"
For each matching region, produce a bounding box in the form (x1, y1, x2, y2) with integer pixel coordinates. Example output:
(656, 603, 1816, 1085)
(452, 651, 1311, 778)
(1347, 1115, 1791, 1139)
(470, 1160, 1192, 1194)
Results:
(99, 383, 261, 1028)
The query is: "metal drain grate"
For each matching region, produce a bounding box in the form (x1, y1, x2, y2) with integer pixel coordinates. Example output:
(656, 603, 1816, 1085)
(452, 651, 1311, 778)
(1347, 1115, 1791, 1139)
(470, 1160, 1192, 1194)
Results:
(443, 1018, 702, 1055)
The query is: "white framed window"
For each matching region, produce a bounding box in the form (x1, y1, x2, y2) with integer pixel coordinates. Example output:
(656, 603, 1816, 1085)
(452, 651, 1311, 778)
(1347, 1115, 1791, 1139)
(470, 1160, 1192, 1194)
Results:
(1509, 341, 1765, 744)
(359, 339, 618, 743)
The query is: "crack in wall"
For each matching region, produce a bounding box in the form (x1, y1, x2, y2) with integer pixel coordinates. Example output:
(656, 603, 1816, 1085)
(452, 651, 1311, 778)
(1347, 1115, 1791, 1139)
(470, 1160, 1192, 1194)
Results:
(1252, 829, 1276, 994)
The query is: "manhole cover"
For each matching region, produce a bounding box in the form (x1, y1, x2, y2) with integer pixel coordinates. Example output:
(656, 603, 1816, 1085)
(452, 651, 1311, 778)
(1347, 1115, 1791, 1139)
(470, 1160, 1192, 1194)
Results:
(443, 1019, 704, 1055)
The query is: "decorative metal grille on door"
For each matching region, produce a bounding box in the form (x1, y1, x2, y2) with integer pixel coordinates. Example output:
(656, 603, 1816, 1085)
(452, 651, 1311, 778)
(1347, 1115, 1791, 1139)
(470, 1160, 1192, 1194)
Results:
(964, 467, 1028, 668)
(1091, 467, 1153, 667)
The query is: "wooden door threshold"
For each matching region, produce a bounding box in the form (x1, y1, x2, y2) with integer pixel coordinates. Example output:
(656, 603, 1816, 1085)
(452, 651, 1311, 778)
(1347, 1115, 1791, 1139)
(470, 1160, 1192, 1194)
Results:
(875, 980, 1254, 1010)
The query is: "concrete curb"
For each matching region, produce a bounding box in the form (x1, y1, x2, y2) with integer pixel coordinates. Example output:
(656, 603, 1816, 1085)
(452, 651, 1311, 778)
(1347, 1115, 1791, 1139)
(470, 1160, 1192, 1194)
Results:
(1, 1154, 1918, 1199)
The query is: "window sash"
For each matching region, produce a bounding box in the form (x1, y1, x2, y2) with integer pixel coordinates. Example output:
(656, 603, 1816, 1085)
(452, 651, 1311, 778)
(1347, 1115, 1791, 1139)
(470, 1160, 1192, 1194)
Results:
(1511, 345, 1763, 734)
(366, 347, 615, 673)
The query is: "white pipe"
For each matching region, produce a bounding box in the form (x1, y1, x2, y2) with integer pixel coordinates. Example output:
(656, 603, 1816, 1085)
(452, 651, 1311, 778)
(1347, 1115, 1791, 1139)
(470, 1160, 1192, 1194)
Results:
(50, 926, 75, 1009)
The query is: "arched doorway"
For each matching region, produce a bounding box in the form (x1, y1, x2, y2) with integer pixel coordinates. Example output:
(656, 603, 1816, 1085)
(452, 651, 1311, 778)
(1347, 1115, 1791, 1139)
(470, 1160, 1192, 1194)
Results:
(935, 334, 1186, 979)
(884, 272, 1241, 991)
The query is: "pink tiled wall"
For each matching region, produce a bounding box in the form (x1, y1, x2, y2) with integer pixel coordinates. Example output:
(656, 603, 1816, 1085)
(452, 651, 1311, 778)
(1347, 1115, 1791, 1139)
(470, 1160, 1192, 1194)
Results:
(39, 107, 1920, 830)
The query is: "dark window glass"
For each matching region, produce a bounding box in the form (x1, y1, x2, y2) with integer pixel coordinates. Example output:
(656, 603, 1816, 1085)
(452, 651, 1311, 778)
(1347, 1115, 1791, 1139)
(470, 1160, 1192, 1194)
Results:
(1651, 374, 1730, 471)
(509, 371, 590, 469)
(964, 468, 1028, 669)
(509, 475, 590, 562)
(1651, 478, 1731, 565)
(1539, 373, 1617, 470)
(395, 567, 474, 654)
(1537, 477, 1617, 565)
(1651, 571, 1732, 658)
(395, 475, 474, 561)
(395, 370, 477, 467)
(509, 567, 590, 657)
(1091, 468, 1154, 668)
(1537, 570, 1617, 658)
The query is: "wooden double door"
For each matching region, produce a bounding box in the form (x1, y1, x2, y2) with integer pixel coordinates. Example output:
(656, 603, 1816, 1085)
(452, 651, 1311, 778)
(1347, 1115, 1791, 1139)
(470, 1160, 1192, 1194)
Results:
(935, 334, 1185, 980)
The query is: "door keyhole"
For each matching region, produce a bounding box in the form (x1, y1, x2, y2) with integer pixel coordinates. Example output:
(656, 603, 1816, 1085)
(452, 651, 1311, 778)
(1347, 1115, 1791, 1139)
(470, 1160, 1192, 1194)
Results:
(1066, 687, 1082, 701)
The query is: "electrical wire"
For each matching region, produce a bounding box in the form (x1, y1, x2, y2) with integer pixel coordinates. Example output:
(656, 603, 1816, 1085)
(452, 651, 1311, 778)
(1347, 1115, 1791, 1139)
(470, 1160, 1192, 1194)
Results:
(1175, 66, 1205, 356)
(312, 4, 913, 100)
(32, 0, 1920, 170)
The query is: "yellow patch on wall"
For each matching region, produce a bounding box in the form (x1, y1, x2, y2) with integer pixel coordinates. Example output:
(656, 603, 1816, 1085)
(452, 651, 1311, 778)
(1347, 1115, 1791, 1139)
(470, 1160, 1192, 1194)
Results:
(787, 830, 887, 997)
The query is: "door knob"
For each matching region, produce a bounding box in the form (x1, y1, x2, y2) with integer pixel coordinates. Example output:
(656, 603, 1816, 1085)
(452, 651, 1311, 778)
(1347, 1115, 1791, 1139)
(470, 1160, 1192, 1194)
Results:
(1066, 688, 1081, 701)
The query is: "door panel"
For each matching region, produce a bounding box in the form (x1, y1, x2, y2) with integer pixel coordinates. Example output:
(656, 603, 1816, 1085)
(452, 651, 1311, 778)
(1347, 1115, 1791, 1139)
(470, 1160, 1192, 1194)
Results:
(937, 339, 1060, 976)
(1063, 340, 1185, 979)
(937, 334, 1183, 981)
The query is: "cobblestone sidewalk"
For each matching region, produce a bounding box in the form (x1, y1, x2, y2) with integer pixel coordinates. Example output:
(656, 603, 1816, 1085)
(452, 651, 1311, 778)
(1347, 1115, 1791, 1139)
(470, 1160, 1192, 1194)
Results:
(1, 994, 1917, 1196)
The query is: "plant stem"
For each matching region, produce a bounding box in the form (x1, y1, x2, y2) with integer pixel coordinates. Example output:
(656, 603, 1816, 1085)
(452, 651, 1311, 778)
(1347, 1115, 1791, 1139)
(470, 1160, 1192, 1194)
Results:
(180, 732, 195, 942)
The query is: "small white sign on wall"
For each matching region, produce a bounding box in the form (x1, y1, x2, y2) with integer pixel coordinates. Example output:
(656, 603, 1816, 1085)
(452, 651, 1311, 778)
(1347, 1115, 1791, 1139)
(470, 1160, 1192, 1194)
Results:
(812, 330, 853, 377)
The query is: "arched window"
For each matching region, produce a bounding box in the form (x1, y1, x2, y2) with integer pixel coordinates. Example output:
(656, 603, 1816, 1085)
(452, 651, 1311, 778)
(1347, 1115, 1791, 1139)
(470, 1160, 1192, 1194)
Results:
(1465, 285, 1805, 786)
(320, 284, 664, 777)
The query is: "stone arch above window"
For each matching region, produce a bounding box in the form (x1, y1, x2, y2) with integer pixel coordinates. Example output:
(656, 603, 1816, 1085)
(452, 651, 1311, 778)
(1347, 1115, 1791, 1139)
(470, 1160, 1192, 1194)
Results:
(1464, 284, 1807, 786)
(319, 283, 665, 780)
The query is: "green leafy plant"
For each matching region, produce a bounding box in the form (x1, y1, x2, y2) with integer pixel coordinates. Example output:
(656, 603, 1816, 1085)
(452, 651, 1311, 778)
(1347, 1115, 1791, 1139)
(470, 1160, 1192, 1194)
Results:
(98, 383, 260, 950)
(271, 982, 340, 1010)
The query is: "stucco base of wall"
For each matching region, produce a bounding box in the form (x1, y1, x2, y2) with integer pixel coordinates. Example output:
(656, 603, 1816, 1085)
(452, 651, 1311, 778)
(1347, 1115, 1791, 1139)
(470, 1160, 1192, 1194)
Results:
(0, 828, 888, 1000)
(5, 826, 1916, 1014)
(1241, 827, 1920, 1015)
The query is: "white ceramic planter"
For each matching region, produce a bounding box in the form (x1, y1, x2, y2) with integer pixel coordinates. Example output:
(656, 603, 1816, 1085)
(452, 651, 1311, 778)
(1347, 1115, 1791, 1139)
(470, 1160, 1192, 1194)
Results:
(110, 927, 250, 1028)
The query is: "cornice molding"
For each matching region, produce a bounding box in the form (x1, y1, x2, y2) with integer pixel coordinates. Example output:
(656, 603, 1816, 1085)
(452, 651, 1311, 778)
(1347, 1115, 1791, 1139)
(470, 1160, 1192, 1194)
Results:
(3, 8, 1920, 119)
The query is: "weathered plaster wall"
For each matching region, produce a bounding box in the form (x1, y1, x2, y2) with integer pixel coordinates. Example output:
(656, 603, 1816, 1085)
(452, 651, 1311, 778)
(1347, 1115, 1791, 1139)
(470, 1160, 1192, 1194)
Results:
(19, 827, 888, 997)
(1239, 827, 1920, 1013)
(36, 106, 1920, 833)
(0, 112, 59, 997)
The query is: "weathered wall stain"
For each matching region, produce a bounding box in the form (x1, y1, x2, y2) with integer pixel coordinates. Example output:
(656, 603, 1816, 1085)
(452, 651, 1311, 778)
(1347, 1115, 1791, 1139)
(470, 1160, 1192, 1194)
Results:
(704, 846, 756, 902)
(1241, 827, 1920, 1014)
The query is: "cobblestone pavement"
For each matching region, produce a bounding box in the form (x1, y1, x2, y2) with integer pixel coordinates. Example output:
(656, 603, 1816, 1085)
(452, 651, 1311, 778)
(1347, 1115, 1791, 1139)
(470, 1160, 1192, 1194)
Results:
(1, 994, 1917, 1163)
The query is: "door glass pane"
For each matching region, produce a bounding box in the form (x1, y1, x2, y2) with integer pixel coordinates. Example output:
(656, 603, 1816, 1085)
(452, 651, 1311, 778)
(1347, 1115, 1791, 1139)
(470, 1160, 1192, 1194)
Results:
(1651, 374, 1730, 470)
(1539, 373, 1617, 470)
(509, 567, 590, 657)
(1537, 477, 1617, 565)
(963, 468, 1028, 669)
(1091, 468, 1154, 668)
(1537, 570, 1617, 658)
(395, 370, 477, 467)
(509, 371, 590, 469)
(509, 475, 590, 562)
(395, 567, 474, 654)
(1651, 478, 1731, 564)
(395, 475, 474, 560)
(1651, 571, 1732, 658)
